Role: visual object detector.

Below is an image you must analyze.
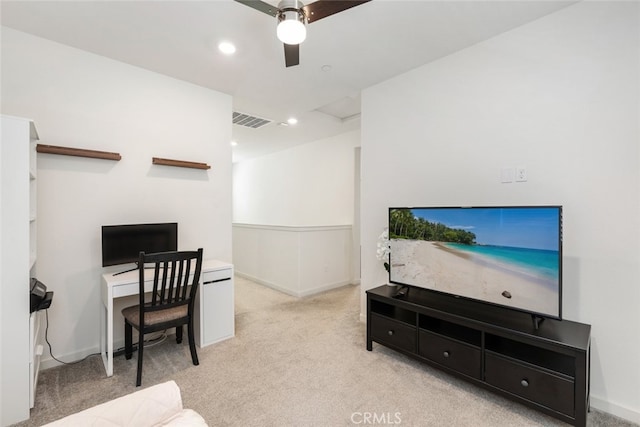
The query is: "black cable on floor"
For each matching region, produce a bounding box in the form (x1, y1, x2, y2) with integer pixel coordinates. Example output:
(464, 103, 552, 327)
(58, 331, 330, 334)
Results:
(44, 309, 100, 365)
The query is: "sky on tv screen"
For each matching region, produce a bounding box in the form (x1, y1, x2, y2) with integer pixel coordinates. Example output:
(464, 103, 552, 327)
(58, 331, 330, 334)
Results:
(410, 207, 559, 251)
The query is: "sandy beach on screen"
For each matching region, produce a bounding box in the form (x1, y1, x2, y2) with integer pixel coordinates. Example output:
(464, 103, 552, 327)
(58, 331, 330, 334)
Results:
(389, 240, 559, 316)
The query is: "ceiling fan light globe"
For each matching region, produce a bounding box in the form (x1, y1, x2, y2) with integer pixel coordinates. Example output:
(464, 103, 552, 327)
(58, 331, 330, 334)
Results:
(277, 14, 306, 45)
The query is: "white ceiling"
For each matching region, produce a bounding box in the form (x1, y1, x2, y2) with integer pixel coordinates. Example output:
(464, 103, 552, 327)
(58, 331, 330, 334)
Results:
(1, 0, 575, 162)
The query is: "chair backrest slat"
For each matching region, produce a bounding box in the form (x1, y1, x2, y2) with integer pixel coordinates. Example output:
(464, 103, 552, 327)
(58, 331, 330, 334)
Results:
(180, 261, 190, 300)
(167, 260, 176, 303)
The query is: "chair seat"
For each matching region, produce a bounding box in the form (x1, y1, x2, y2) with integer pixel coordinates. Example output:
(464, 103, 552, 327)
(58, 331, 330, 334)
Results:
(122, 304, 188, 328)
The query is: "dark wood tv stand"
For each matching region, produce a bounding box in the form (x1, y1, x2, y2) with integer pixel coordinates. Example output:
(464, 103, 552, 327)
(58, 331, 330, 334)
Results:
(366, 285, 591, 426)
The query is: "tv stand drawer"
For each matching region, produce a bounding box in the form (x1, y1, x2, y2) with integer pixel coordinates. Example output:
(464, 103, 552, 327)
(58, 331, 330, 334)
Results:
(418, 330, 481, 379)
(370, 314, 416, 353)
(485, 352, 574, 416)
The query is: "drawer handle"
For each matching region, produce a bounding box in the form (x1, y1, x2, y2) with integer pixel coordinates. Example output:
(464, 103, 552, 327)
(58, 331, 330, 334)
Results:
(388, 330, 394, 336)
(521, 379, 529, 387)
(443, 351, 450, 358)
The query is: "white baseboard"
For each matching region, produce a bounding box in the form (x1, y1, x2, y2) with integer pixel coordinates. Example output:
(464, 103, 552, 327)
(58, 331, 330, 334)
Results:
(235, 272, 301, 297)
(235, 271, 354, 298)
(298, 280, 354, 298)
(590, 395, 640, 425)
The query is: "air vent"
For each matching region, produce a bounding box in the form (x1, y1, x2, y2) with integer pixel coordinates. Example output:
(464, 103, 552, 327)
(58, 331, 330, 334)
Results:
(232, 111, 272, 129)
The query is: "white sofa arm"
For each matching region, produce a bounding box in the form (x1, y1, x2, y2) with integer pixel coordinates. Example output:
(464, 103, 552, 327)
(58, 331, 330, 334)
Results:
(43, 380, 206, 427)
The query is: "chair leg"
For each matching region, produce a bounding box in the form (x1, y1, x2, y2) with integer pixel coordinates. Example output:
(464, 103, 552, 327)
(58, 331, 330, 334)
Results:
(176, 325, 183, 344)
(136, 330, 144, 387)
(124, 321, 133, 360)
(187, 320, 199, 366)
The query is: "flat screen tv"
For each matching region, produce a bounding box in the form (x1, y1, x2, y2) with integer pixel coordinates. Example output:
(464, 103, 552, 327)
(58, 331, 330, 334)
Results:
(388, 206, 562, 320)
(102, 223, 178, 267)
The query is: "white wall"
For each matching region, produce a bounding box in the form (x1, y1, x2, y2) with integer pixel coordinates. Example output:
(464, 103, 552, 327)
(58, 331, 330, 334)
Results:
(233, 130, 359, 226)
(361, 2, 639, 422)
(232, 131, 360, 293)
(233, 224, 353, 297)
(1, 28, 233, 365)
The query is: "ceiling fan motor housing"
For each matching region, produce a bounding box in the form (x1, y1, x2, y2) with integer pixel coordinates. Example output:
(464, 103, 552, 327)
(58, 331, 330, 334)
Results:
(278, 0, 306, 21)
(278, 8, 306, 23)
(278, 0, 304, 11)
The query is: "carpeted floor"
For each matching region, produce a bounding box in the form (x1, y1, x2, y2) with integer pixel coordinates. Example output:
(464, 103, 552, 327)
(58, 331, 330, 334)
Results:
(16, 276, 637, 426)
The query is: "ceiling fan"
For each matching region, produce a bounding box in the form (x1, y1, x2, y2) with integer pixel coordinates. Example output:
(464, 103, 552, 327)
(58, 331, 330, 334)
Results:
(235, 0, 371, 67)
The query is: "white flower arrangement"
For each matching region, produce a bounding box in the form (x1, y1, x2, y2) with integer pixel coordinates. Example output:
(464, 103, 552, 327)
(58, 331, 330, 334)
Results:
(376, 228, 390, 272)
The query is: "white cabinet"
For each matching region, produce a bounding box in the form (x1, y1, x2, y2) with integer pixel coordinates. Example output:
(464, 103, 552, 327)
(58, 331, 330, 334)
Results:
(194, 261, 234, 348)
(1, 115, 39, 426)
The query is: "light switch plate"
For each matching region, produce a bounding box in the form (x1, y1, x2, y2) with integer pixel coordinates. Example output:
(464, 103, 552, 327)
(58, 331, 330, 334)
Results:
(501, 168, 514, 183)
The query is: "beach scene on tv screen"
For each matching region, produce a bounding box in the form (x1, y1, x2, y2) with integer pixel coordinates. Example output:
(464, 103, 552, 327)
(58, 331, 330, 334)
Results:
(389, 207, 560, 317)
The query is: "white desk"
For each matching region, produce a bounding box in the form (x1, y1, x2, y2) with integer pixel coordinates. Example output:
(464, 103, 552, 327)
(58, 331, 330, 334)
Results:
(100, 259, 234, 377)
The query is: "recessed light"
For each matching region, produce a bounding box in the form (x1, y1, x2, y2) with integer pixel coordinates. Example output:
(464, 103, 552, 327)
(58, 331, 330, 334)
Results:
(231, 141, 238, 146)
(287, 117, 298, 125)
(321, 64, 332, 72)
(218, 41, 236, 55)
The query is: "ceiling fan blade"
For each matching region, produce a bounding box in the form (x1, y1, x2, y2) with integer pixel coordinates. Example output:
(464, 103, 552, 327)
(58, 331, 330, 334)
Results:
(302, 0, 371, 23)
(234, 0, 278, 17)
(284, 43, 300, 67)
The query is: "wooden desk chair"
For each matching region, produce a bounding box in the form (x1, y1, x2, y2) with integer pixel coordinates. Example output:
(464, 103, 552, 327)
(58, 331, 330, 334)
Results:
(122, 248, 203, 386)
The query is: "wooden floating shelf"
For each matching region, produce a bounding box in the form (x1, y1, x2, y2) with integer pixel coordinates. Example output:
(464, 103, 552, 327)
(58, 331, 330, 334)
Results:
(36, 144, 121, 161)
(152, 157, 211, 170)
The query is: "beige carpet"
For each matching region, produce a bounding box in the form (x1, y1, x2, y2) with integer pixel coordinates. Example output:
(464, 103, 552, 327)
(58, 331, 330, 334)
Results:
(16, 276, 636, 426)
